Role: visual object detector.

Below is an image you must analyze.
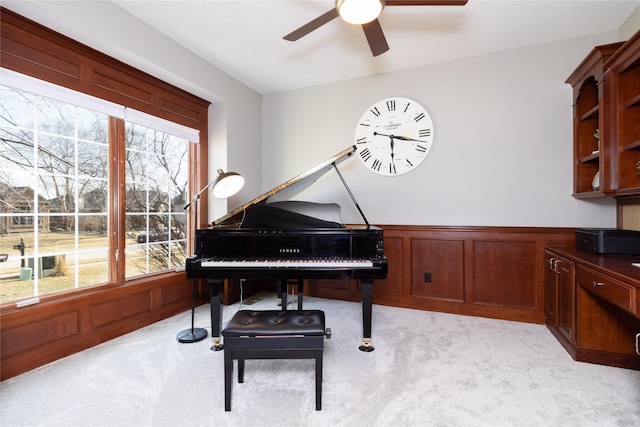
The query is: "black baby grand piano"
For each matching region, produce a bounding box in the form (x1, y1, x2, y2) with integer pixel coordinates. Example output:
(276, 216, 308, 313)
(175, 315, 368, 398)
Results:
(186, 146, 388, 351)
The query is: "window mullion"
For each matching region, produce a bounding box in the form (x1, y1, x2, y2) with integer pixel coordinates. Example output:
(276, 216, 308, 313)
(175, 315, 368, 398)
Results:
(110, 117, 126, 285)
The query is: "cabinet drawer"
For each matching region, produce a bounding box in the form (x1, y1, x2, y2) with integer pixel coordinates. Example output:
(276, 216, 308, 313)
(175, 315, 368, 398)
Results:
(576, 265, 637, 315)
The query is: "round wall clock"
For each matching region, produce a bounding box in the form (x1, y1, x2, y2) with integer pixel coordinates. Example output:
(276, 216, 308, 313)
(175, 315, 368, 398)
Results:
(354, 97, 434, 176)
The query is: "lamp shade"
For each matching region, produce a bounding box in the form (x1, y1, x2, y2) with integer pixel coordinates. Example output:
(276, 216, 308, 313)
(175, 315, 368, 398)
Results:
(336, 0, 385, 25)
(211, 169, 244, 198)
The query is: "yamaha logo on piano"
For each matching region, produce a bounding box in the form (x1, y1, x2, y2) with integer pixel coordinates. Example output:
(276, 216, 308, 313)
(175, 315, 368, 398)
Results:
(279, 248, 301, 254)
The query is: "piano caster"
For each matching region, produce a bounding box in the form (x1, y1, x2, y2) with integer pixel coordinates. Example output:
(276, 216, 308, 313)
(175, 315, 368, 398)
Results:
(358, 339, 374, 352)
(211, 338, 224, 351)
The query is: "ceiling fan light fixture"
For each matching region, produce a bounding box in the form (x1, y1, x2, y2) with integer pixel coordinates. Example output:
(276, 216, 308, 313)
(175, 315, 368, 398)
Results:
(337, 0, 385, 25)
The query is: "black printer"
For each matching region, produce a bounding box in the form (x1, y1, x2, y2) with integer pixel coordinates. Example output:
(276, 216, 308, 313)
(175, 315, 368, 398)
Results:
(576, 228, 640, 256)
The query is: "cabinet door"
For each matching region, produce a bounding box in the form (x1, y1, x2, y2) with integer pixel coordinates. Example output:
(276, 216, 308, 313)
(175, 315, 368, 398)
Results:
(556, 256, 576, 344)
(544, 252, 558, 326)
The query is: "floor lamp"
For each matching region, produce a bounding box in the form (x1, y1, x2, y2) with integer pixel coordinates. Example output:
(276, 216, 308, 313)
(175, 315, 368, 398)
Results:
(177, 169, 245, 343)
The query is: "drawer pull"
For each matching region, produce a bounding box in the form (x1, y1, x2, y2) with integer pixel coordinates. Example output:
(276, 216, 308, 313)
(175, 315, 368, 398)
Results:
(636, 333, 640, 356)
(592, 280, 604, 287)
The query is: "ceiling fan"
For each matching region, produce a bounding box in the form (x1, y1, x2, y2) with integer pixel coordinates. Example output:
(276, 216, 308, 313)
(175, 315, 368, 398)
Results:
(283, 0, 469, 57)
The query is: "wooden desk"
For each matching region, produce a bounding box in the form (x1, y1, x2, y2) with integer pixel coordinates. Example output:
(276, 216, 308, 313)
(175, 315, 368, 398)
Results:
(545, 246, 640, 370)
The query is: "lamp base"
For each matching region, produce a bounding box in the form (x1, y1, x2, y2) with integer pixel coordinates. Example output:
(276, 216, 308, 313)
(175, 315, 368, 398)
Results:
(176, 327, 208, 343)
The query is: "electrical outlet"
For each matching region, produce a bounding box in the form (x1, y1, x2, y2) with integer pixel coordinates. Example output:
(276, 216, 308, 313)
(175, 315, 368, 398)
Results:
(424, 272, 432, 283)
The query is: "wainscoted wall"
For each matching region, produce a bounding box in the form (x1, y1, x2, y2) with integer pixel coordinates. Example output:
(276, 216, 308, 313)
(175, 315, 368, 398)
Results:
(0, 275, 203, 381)
(1, 225, 575, 381)
(308, 225, 576, 324)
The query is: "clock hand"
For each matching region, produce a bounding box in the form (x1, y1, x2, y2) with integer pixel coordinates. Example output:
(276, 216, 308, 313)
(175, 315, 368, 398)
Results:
(390, 137, 396, 174)
(390, 138, 395, 162)
(373, 132, 427, 143)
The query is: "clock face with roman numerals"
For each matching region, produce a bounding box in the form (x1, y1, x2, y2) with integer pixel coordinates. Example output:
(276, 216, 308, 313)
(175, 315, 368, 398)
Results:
(355, 97, 434, 176)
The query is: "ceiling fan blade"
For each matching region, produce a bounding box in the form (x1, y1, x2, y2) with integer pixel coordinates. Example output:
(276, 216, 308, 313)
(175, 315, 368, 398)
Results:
(362, 19, 389, 57)
(386, 0, 468, 5)
(283, 8, 340, 41)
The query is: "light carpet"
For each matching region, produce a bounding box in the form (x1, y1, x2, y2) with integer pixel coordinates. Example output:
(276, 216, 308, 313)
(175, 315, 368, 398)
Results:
(1, 292, 639, 427)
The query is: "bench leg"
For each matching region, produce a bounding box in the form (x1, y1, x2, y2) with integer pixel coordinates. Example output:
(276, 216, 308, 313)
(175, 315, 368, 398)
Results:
(224, 351, 233, 411)
(316, 353, 322, 410)
(238, 359, 245, 383)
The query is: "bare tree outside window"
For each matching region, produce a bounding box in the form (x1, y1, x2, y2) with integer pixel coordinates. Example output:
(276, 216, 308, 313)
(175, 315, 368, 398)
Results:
(124, 123, 188, 278)
(0, 84, 189, 304)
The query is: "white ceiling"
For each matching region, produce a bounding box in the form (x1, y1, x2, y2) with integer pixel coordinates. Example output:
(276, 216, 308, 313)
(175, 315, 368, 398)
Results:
(7, 1, 640, 94)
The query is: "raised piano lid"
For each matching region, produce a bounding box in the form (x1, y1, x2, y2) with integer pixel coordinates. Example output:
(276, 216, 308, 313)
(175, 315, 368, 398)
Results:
(212, 145, 367, 227)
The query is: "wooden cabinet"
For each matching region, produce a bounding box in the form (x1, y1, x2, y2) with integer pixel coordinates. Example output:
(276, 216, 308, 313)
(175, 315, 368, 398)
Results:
(604, 30, 640, 195)
(566, 42, 623, 197)
(545, 247, 640, 370)
(566, 29, 640, 198)
(545, 251, 576, 350)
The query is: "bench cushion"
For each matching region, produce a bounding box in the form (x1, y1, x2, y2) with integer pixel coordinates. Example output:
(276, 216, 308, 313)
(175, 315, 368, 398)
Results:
(223, 310, 325, 337)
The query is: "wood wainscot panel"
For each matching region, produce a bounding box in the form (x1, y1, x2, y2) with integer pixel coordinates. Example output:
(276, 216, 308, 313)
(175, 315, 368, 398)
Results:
(0, 275, 196, 381)
(0, 21, 82, 83)
(91, 69, 153, 107)
(91, 290, 153, 330)
(160, 95, 205, 127)
(410, 237, 464, 302)
(160, 279, 198, 308)
(307, 278, 359, 302)
(1, 310, 80, 358)
(373, 235, 403, 297)
(473, 240, 538, 309)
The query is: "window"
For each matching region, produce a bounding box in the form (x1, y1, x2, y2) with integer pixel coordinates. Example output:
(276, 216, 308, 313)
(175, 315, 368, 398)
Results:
(124, 122, 188, 278)
(0, 78, 192, 304)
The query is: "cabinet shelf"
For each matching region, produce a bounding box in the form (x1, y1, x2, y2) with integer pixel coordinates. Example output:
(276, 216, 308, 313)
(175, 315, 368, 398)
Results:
(579, 104, 599, 121)
(622, 140, 640, 151)
(578, 151, 600, 163)
(623, 93, 640, 109)
(573, 190, 604, 199)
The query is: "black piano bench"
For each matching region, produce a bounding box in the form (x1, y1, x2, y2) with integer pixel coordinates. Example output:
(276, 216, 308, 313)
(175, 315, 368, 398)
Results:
(222, 309, 331, 411)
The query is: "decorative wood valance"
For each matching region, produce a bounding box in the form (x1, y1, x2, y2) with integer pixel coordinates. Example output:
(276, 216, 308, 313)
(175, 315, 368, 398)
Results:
(0, 7, 209, 131)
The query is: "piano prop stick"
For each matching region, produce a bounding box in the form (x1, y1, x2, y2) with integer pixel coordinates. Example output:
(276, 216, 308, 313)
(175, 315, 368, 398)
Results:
(186, 146, 387, 351)
(178, 169, 244, 344)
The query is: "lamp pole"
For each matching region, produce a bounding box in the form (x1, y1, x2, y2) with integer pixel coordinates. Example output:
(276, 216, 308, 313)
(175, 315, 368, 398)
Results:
(177, 171, 244, 343)
(176, 178, 218, 343)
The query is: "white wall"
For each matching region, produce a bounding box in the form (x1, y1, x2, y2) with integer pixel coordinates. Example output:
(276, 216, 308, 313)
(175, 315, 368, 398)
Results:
(621, 6, 640, 39)
(262, 32, 624, 227)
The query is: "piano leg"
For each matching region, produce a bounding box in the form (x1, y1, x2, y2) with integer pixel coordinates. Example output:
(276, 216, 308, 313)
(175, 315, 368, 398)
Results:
(278, 279, 287, 309)
(359, 279, 374, 352)
(296, 279, 303, 310)
(209, 279, 224, 351)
